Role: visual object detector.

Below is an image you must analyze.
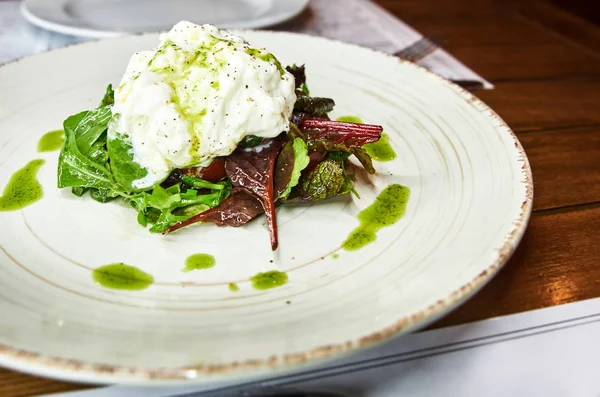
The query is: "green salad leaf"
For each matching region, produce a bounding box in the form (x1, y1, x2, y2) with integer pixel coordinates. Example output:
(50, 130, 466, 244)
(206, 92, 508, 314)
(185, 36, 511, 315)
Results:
(88, 134, 110, 165)
(107, 133, 150, 192)
(290, 158, 354, 202)
(90, 187, 120, 203)
(71, 187, 88, 197)
(311, 142, 375, 174)
(301, 83, 310, 96)
(131, 179, 231, 233)
(276, 138, 310, 199)
(181, 175, 227, 191)
(57, 109, 120, 192)
(57, 85, 234, 234)
(72, 107, 112, 155)
(100, 84, 115, 107)
(237, 135, 263, 148)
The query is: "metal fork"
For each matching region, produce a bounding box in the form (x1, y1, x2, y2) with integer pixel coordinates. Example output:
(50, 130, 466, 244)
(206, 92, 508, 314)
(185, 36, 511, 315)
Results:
(394, 36, 485, 91)
(395, 36, 443, 63)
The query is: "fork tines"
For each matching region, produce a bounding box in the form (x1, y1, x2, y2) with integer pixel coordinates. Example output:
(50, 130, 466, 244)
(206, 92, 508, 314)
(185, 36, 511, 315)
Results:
(395, 36, 442, 63)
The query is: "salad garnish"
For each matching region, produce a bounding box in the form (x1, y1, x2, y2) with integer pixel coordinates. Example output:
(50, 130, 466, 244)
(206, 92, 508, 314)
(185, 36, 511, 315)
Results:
(56, 22, 384, 250)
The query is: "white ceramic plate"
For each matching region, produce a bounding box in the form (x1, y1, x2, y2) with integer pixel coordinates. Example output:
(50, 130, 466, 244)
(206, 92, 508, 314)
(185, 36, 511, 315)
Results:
(0, 31, 532, 385)
(21, 0, 309, 38)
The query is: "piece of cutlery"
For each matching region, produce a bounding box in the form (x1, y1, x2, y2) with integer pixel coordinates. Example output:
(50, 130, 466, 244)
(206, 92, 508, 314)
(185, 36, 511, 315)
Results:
(395, 36, 485, 91)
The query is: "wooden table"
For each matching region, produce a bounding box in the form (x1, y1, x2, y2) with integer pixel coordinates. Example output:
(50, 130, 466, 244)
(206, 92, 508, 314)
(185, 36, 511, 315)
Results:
(2, 0, 600, 395)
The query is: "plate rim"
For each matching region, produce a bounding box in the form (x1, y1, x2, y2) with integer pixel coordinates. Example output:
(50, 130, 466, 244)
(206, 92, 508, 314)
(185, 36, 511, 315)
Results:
(21, 0, 310, 39)
(0, 30, 534, 384)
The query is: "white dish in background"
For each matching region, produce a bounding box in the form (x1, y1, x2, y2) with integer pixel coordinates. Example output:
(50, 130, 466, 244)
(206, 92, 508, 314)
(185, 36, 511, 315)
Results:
(0, 31, 532, 385)
(21, 0, 309, 38)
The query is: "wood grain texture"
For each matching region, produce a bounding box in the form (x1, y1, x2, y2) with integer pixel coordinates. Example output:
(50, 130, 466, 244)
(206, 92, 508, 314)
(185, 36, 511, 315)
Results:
(515, 1, 600, 54)
(412, 20, 557, 47)
(477, 79, 600, 131)
(449, 44, 600, 81)
(547, 0, 600, 27)
(373, 0, 519, 23)
(432, 205, 600, 328)
(3, 0, 600, 395)
(0, 371, 90, 397)
(518, 128, 600, 211)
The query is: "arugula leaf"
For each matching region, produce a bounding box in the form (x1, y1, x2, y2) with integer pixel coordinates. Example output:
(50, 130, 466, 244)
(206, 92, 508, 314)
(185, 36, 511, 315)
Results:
(58, 85, 234, 235)
(100, 84, 115, 107)
(57, 111, 120, 191)
(107, 133, 150, 192)
(131, 182, 232, 233)
(275, 138, 310, 199)
(88, 133, 109, 165)
(90, 188, 120, 203)
(71, 107, 112, 155)
(71, 187, 89, 197)
(181, 175, 227, 191)
(290, 158, 354, 202)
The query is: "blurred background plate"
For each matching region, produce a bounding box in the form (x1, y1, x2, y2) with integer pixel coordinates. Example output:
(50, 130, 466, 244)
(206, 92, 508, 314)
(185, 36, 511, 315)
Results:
(21, 0, 309, 38)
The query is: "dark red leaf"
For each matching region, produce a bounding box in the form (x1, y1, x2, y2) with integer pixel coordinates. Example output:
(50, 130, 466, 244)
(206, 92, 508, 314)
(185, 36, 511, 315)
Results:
(286, 65, 306, 90)
(273, 140, 296, 198)
(300, 119, 382, 147)
(225, 139, 284, 250)
(306, 151, 327, 172)
(164, 188, 263, 233)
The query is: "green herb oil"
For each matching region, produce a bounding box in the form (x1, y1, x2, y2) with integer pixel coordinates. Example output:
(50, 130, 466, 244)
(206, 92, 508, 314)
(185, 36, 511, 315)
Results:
(37, 130, 65, 152)
(250, 270, 288, 290)
(92, 263, 154, 291)
(0, 159, 45, 212)
(245, 48, 285, 75)
(228, 283, 240, 292)
(183, 253, 216, 272)
(336, 116, 363, 123)
(337, 116, 396, 162)
(343, 184, 410, 251)
(363, 133, 396, 162)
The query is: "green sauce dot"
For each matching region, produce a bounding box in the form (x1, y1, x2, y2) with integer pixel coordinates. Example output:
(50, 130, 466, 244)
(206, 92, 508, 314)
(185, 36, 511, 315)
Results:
(37, 130, 65, 152)
(336, 115, 363, 123)
(228, 283, 240, 292)
(183, 253, 216, 272)
(343, 184, 410, 251)
(250, 270, 288, 290)
(0, 159, 45, 212)
(92, 263, 154, 291)
(363, 133, 397, 162)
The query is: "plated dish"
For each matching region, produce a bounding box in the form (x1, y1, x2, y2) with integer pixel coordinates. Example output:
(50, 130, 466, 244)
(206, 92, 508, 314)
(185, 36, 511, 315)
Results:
(57, 22, 390, 251)
(0, 26, 531, 384)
